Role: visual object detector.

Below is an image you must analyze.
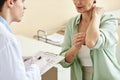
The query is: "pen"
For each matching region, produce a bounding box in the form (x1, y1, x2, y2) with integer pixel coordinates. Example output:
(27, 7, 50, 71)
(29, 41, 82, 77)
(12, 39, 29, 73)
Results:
(38, 56, 41, 60)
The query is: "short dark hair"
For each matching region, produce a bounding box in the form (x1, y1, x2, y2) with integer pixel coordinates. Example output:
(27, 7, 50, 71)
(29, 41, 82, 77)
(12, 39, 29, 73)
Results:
(0, 0, 5, 12)
(0, 0, 17, 12)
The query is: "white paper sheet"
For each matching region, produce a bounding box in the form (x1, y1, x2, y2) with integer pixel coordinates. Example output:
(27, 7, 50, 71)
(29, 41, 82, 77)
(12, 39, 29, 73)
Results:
(24, 51, 64, 75)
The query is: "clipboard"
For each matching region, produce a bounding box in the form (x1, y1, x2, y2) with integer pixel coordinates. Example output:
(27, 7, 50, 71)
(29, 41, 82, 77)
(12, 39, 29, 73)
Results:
(24, 51, 64, 75)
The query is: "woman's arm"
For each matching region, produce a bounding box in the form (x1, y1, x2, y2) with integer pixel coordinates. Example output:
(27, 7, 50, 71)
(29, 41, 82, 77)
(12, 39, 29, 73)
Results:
(85, 6, 104, 48)
(65, 33, 85, 63)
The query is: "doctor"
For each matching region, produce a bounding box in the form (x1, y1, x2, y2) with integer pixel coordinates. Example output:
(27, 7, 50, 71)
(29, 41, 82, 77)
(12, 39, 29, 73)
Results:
(0, 0, 41, 80)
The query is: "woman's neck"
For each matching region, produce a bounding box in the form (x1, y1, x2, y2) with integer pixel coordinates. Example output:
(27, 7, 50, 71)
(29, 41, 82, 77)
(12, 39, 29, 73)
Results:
(81, 11, 92, 22)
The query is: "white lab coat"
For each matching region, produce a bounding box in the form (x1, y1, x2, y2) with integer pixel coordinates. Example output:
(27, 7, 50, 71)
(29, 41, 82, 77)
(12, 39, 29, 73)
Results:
(0, 17, 41, 80)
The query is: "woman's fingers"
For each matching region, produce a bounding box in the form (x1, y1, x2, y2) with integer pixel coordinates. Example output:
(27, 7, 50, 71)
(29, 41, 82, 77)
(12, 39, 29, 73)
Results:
(73, 32, 86, 48)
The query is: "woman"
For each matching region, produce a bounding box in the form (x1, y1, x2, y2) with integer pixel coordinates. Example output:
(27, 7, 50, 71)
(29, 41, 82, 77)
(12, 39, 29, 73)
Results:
(60, 0, 120, 80)
(0, 0, 41, 80)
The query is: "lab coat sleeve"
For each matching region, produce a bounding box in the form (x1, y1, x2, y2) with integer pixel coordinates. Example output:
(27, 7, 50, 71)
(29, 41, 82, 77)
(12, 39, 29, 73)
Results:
(0, 35, 41, 80)
(26, 64, 41, 80)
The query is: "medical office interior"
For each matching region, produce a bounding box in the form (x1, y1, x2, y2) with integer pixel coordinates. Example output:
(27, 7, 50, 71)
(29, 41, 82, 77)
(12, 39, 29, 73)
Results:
(11, 0, 120, 80)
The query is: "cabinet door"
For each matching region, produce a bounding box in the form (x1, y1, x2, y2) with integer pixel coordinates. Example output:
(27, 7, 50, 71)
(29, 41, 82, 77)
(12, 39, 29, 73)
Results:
(42, 67, 57, 80)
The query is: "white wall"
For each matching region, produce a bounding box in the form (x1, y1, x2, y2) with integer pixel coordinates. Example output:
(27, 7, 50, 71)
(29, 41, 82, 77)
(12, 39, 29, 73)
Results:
(11, 0, 120, 38)
(11, 0, 76, 37)
(96, 0, 120, 10)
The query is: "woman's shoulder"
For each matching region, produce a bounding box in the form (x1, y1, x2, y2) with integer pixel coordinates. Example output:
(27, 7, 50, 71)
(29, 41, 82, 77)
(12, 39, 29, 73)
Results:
(101, 13, 118, 23)
(68, 14, 80, 22)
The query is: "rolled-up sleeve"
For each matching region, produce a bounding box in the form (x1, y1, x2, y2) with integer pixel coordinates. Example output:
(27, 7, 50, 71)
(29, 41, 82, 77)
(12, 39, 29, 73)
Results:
(91, 14, 119, 50)
(59, 19, 74, 68)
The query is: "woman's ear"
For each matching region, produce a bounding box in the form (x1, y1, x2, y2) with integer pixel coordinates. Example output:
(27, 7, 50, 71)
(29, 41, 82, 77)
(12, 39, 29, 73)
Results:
(6, 0, 14, 8)
(93, 1, 96, 4)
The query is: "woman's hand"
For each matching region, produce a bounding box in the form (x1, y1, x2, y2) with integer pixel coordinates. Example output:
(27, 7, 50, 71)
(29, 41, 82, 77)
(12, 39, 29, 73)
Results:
(73, 32, 86, 50)
(65, 32, 86, 63)
(85, 6, 103, 48)
(92, 6, 104, 19)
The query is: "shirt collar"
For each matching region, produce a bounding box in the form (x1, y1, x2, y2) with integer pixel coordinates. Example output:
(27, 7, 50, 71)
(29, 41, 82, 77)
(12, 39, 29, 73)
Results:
(0, 16, 12, 33)
(76, 14, 82, 25)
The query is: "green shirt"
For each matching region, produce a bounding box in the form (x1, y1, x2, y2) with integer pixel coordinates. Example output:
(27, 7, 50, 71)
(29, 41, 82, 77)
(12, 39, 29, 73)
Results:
(60, 14, 120, 80)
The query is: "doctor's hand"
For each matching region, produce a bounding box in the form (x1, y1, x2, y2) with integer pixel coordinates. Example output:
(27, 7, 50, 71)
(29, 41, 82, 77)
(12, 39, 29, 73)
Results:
(73, 32, 86, 50)
(23, 56, 33, 62)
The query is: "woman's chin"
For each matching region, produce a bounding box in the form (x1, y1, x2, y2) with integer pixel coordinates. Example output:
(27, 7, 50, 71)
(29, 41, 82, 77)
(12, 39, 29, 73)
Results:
(77, 10, 84, 13)
(77, 9, 88, 13)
